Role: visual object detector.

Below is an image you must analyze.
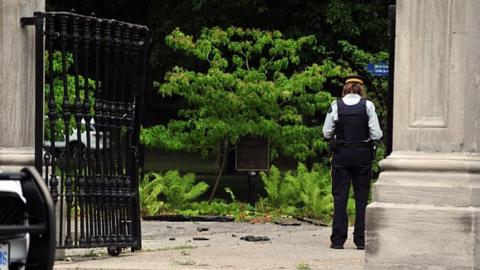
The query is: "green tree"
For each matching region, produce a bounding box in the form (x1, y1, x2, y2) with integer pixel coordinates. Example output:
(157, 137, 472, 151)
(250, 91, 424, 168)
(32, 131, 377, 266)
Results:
(47, 0, 391, 87)
(47, 1, 391, 136)
(141, 27, 346, 199)
(44, 51, 95, 141)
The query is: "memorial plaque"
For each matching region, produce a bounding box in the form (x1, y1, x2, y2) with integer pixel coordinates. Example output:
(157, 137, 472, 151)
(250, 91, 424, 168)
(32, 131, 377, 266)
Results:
(235, 137, 269, 171)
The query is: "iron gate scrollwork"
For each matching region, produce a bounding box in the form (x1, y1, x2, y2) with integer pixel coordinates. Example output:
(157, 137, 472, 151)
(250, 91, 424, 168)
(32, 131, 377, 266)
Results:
(25, 11, 149, 251)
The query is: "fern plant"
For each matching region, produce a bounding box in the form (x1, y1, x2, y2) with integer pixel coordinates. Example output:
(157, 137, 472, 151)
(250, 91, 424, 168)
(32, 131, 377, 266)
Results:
(161, 171, 209, 209)
(139, 170, 209, 215)
(139, 172, 165, 216)
(260, 166, 283, 208)
(260, 165, 298, 214)
(260, 163, 335, 222)
(290, 163, 333, 220)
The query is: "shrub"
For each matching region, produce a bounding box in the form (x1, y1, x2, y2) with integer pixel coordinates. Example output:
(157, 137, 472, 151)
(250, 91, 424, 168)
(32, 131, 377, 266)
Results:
(260, 163, 334, 222)
(139, 170, 209, 215)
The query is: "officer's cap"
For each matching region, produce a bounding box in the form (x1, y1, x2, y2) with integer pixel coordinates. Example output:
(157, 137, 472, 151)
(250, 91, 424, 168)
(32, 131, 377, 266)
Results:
(344, 75, 366, 85)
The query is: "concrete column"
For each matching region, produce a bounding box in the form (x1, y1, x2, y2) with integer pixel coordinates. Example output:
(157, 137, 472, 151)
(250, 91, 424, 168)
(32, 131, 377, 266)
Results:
(365, 0, 480, 269)
(0, 0, 44, 172)
(0, 0, 65, 260)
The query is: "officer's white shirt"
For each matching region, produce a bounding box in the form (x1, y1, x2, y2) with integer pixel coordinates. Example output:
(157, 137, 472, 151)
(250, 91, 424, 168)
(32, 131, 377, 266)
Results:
(322, 94, 383, 140)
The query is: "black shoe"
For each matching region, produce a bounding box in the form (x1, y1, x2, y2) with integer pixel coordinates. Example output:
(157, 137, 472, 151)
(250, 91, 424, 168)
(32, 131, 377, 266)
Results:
(356, 245, 365, 250)
(330, 244, 344, 249)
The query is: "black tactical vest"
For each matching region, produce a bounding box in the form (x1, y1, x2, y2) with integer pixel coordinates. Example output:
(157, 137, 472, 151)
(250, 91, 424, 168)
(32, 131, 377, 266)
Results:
(335, 98, 369, 143)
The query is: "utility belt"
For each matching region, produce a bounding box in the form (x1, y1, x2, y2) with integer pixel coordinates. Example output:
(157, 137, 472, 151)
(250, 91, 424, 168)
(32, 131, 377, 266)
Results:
(330, 141, 372, 149)
(329, 140, 377, 160)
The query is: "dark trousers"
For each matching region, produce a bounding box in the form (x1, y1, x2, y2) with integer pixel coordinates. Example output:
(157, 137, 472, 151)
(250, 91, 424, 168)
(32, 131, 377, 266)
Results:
(330, 147, 372, 247)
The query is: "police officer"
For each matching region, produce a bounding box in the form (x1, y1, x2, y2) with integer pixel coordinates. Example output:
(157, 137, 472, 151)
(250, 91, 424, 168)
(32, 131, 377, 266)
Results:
(322, 75, 382, 250)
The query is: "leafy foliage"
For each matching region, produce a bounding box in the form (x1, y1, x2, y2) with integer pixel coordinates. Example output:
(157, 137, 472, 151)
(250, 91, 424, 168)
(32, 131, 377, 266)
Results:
(139, 173, 165, 216)
(180, 199, 257, 222)
(260, 163, 335, 222)
(47, 0, 390, 223)
(372, 142, 386, 179)
(139, 170, 209, 215)
(290, 163, 332, 219)
(44, 51, 95, 140)
(140, 177, 269, 222)
(139, 162, 379, 222)
(142, 27, 342, 161)
(179, 187, 274, 222)
(47, 0, 391, 84)
(49, 0, 390, 155)
(259, 165, 297, 215)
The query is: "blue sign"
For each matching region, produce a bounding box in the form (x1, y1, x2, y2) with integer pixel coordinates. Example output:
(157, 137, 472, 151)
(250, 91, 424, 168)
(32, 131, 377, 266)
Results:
(366, 62, 389, 77)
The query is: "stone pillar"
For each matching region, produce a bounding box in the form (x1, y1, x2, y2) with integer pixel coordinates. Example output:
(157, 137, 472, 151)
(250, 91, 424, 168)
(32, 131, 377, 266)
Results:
(0, 0, 64, 260)
(365, 1, 480, 269)
(0, 0, 44, 172)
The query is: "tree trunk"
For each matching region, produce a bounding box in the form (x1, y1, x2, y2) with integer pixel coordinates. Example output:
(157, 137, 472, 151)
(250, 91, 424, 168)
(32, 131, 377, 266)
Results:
(208, 139, 228, 202)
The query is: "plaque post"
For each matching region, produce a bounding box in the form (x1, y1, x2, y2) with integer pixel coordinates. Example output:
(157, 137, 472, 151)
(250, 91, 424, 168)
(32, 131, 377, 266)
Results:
(247, 171, 257, 206)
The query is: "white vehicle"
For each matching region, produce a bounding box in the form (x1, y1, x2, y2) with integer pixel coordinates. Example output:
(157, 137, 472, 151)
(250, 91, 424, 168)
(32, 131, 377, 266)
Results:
(0, 168, 55, 270)
(43, 119, 107, 154)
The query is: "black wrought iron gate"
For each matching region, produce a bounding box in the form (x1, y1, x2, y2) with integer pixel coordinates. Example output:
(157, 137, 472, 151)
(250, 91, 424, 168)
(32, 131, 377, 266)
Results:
(24, 11, 149, 252)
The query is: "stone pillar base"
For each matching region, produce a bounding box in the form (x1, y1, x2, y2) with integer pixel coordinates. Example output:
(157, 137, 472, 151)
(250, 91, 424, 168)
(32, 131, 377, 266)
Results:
(0, 148, 35, 172)
(365, 152, 480, 270)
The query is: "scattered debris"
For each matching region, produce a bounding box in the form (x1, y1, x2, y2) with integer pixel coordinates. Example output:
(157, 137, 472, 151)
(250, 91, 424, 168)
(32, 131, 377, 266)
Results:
(295, 217, 327, 226)
(143, 215, 234, 222)
(240, 235, 270, 242)
(275, 220, 301, 226)
(193, 237, 210, 241)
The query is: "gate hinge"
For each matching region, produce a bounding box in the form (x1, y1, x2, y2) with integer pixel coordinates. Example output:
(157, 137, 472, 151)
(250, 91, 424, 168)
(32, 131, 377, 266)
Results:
(20, 17, 35, 27)
(21, 12, 45, 27)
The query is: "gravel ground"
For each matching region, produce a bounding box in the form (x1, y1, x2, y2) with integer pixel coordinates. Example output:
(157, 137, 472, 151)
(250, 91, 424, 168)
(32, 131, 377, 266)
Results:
(54, 220, 364, 270)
